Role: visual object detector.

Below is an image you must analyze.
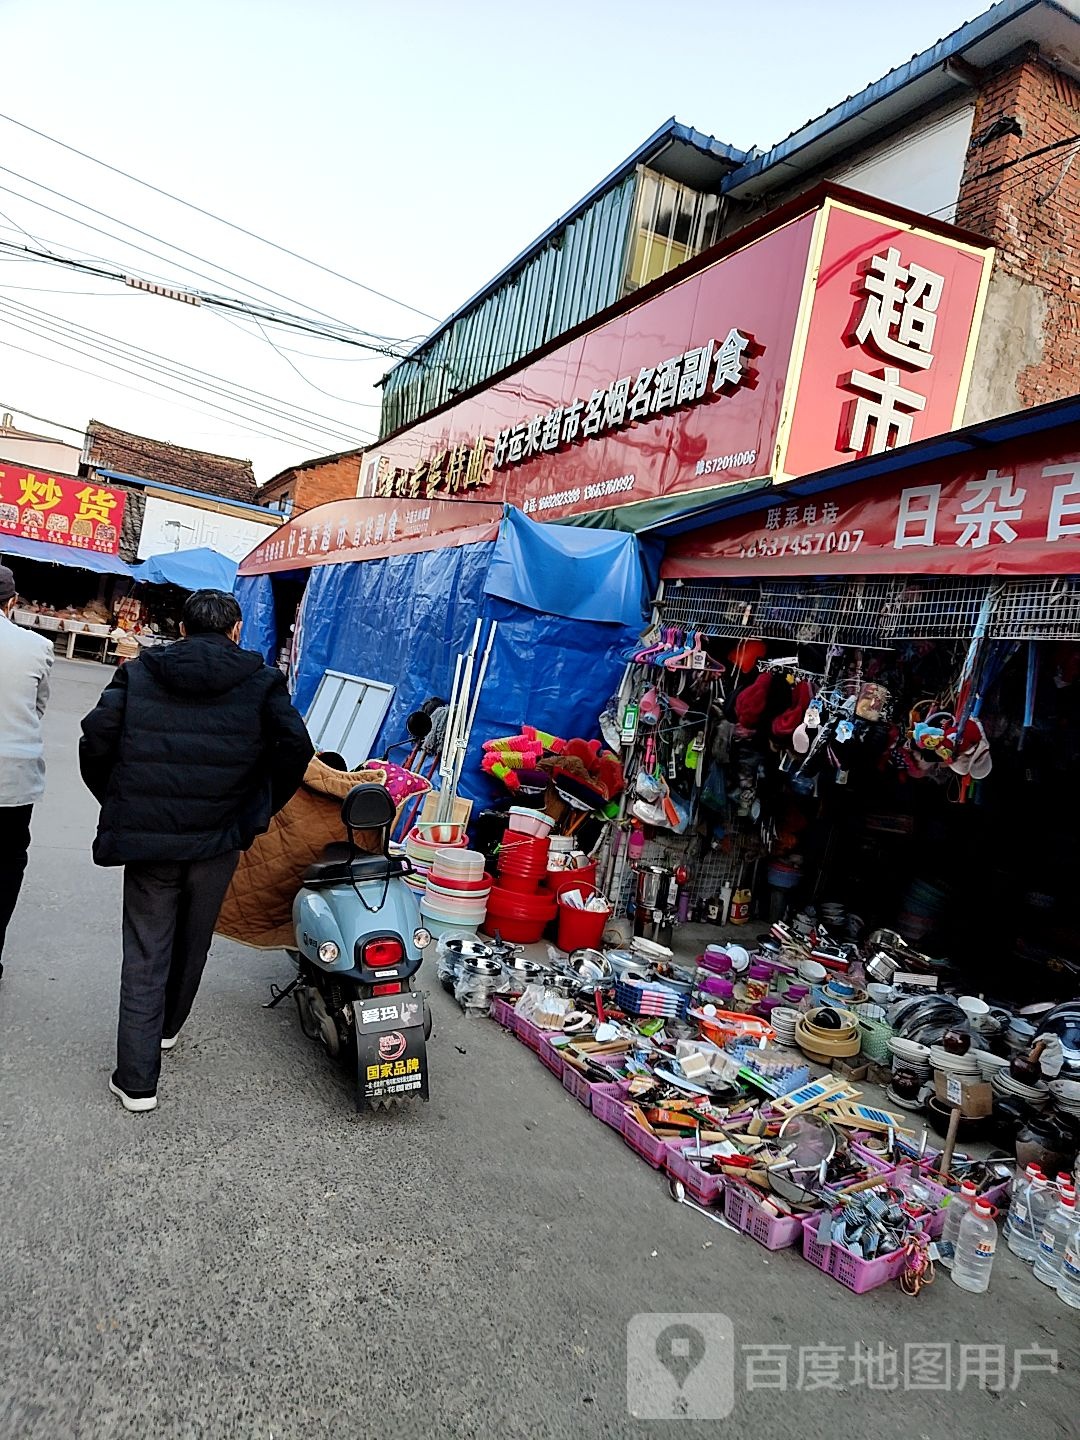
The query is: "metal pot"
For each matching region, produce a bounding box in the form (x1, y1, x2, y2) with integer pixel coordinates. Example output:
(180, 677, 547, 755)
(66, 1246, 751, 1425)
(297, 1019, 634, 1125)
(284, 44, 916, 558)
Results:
(866, 951, 900, 984)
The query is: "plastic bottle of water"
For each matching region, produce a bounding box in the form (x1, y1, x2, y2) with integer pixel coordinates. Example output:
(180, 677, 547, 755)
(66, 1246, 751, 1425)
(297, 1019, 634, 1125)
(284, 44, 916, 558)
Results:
(952, 1198, 998, 1293)
(1008, 1175, 1051, 1261)
(1034, 1192, 1077, 1286)
(938, 1179, 978, 1270)
(1003, 1163, 1042, 1242)
(1056, 1210, 1080, 1309)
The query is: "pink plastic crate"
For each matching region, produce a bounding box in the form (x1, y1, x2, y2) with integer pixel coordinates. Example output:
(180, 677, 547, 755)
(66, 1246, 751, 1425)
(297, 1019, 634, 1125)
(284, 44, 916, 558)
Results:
(621, 1109, 677, 1170)
(510, 1011, 543, 1052)
(801, 1212, 912, 1293)
(723, 1181, 805, 1249)
(537, 1036, 564, 1079)
(590, 1079, 631, 1129)
(666, 1147, 725, 1208)
(562, 1058, 624, 1107)
(489, 997, 515, 1029)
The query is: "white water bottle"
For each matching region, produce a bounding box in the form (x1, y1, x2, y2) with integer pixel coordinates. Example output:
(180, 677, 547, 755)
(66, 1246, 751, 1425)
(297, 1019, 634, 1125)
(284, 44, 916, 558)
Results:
(1003, 1163, 1042, 1241)
(1034, 1192, 1077, 1286)
(1008, 1175, 1050, 1262)
(952, 1197, 998, 1293)
(938, 1179, 978, 1270)
(1056, 1211, 1080, 1309)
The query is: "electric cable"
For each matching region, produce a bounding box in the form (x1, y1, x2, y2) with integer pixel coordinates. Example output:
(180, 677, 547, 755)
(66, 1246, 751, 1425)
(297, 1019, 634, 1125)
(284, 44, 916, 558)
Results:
(0, 109, 442, 323)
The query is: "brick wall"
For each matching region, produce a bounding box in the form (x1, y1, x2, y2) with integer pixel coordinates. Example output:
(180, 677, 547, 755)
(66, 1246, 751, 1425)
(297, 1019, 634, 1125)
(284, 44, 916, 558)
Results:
(957, 48, 1080, 410)
(260, 453, 362, 515)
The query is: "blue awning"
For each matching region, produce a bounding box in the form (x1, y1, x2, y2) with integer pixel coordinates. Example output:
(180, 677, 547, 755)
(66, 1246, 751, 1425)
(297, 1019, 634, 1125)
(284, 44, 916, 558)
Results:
(0, 533, 133, 576)
(484, 506, 648, 628)
(135, 547, 238, 591)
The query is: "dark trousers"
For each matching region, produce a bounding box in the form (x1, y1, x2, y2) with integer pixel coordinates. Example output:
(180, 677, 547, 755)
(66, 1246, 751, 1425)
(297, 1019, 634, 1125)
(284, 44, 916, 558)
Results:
(117, 850, 240, 1094)
(0, 804, 33, 965)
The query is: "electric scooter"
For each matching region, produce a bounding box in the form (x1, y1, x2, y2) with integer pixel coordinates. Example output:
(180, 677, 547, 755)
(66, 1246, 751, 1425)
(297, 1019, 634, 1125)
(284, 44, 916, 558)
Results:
(271, 783, 433, 1109)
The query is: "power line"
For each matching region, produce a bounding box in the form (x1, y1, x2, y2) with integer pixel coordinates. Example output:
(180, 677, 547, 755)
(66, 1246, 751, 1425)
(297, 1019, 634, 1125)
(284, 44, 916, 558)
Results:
(0, 292, 375, 439)
(212, 306, 381, 408)
(0, 329, 339, 456)
(0, 168, 398, 343)
(0, 110, 442, 325)
(0, 309, 355, 451)
(0, 236, 408, 356)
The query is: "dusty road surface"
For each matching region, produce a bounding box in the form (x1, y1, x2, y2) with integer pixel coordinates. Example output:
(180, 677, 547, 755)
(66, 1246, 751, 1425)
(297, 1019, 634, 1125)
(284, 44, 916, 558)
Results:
(1, 660, 1076, 1439)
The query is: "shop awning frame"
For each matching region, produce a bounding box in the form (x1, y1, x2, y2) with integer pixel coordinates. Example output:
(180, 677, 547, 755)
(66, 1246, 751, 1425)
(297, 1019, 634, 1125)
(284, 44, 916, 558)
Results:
(0, 534, 134, 576)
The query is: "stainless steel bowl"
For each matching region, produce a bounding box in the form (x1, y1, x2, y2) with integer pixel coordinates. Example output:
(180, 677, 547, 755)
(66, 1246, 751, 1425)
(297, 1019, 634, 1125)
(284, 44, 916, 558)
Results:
(460, 956, 504, 978)
(444, 938, 496, 964)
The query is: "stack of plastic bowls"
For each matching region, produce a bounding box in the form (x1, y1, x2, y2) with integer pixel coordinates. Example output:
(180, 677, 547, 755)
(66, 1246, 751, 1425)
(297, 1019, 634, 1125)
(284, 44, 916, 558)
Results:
(496, 834, 551, 893)
(485, 833, 556, 942)
(507, 806, 554, 839)
(420, 848, 490, 938)
(405, 825, 468, 895)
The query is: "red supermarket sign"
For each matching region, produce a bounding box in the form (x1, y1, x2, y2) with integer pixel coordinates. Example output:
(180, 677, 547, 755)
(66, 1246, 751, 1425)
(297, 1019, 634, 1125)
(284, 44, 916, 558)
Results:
(0, 461, 126, 554)
(357, 189, 991, 525)
(239, 494, 503, 575)
(662, 436, 1080, 579)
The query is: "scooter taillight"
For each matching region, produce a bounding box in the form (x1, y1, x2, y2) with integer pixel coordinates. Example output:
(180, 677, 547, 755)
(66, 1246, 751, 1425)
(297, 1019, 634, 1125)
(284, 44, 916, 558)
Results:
(363, 937, 404, 969)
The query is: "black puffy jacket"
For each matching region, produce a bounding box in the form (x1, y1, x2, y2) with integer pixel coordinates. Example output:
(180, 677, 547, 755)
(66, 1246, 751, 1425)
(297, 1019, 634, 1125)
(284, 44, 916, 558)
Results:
(79, 634, 313, 867)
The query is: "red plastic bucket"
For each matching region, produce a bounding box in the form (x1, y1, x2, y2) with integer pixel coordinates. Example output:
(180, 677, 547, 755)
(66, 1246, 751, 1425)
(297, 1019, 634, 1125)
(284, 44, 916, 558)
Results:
(556, 886, 611, 952)
(483, 882, 557, 944)
(545, 862, 597, 900)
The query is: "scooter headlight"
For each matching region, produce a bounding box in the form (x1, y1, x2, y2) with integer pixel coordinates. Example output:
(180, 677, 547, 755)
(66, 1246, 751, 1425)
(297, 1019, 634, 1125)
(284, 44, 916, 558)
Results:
(318, 941, 340, 963)
(412, 926, 433, 951)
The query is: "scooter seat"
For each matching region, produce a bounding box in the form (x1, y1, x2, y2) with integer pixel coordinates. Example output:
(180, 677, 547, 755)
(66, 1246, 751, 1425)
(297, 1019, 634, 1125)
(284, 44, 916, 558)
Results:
(302, 848, 409, 888)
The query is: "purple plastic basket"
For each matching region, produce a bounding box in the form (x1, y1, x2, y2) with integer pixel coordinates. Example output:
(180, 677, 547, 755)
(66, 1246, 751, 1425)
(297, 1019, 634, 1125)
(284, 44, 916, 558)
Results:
(590, 1079, 631, 1129)
(801, 1212, 912, 1293)
(723, 1182, 806, 1249)
(489, 997, 515, 1029)
(621, 1110, 677, 1170)
(666, 1147, 726, 1208)
(562, 1057, 624, 1108)
(510, 1011, 544, 1053)
(537, 1036, 564, 1078)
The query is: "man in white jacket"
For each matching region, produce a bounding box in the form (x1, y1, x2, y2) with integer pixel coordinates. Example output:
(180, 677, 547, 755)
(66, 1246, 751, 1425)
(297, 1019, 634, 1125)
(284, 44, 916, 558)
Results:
(0, 563, 52, 978)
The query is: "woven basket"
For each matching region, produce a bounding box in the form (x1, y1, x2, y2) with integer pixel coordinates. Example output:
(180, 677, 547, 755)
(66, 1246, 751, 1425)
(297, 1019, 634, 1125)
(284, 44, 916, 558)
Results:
(853, 1002, 894, 1063)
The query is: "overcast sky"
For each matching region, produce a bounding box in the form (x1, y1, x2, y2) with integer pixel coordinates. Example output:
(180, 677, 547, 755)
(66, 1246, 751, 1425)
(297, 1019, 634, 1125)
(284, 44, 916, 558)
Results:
(0, 0, 984, 483)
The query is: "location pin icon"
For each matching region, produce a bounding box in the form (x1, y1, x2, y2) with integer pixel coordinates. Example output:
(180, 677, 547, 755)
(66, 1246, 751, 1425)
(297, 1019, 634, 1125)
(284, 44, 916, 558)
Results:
(655, 1323, 706, 1390)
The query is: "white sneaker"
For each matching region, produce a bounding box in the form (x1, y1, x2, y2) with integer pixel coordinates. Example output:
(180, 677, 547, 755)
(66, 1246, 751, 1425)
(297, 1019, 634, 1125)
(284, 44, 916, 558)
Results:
(160, 1034, 180, 1051)
(109, 1073, 157, 1112)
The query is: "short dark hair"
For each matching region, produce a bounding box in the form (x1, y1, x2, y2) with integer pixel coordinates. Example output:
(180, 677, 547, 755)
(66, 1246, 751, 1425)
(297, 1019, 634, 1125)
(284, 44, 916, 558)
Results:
(182, 589, 243, 636)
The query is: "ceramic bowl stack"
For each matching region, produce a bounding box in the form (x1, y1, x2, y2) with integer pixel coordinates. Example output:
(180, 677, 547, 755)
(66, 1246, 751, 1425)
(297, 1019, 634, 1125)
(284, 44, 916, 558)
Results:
(794, 1006, 861, 1062)
(975, 1051, 1011, 1082)
(420, 848, 491, 938)
(1005, 1016, 1038, 1054)
(770, 1006, 800, 1048)
(991, 1068, 1051, 1110)
(928, 1045, 981, 1079)
(886, 1036, 932, 1107)
(1049, 1077, 1080, 1119)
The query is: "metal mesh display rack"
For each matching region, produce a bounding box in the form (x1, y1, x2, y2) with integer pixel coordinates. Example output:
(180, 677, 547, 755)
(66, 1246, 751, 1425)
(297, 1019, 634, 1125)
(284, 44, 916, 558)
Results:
(659, 575, 1080, 646)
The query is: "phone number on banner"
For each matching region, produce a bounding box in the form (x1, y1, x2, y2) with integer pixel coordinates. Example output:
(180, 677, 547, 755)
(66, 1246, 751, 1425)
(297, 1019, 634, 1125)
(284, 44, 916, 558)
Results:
(738, 529, 865, 560)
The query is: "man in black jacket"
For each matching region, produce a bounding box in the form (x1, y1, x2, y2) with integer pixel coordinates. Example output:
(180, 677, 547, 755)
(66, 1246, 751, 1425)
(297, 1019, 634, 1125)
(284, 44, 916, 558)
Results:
(80, 589, 312, 1112)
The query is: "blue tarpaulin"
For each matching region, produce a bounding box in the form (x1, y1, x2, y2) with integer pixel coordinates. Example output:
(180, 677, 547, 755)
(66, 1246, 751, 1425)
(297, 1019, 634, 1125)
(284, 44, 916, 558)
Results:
(234, 572, 278, 662)
(485, 506, 648, 627)
(136, 547, 238, 592)
(291, 543, 495, 759)
(281, 509, 649, 807)
(0, 534, 133, 576)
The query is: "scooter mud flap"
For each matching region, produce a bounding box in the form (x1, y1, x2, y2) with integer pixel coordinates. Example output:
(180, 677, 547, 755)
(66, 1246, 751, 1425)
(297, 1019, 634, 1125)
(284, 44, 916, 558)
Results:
(353, 995, 430, 1111)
